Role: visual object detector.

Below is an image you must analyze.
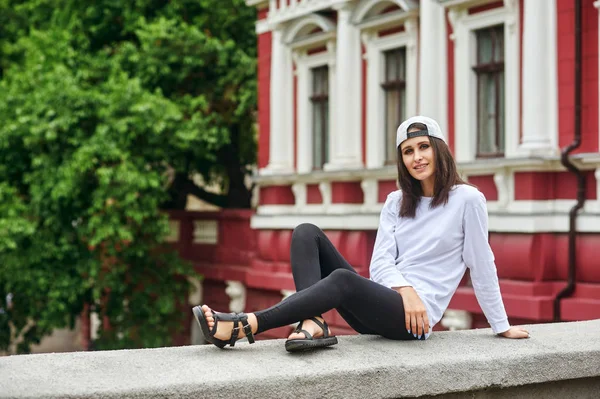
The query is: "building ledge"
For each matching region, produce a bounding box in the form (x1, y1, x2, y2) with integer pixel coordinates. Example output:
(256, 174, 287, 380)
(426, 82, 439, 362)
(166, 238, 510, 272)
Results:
(1, 319, 599, 398)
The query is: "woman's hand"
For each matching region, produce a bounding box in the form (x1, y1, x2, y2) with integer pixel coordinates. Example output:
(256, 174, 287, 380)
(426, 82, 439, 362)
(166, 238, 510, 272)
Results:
(395, 286, 429, 338)
(498, 326, 530, 339)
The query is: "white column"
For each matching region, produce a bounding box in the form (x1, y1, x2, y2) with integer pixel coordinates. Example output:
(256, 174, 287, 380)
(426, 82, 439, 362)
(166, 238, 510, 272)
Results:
(326, 3, 363, 171)
(519, 0, 558, 156)
(418, 0, 448, 133)
(265, 26, 294, 174)
(405, 17, 419, 119)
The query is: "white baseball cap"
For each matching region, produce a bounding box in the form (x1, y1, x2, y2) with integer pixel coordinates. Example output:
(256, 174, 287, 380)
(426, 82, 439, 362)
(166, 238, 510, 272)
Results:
(396, 116, 447, 148)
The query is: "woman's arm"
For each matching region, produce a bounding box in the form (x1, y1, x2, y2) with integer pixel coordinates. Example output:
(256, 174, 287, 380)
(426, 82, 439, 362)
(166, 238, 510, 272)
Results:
(369, 192, 411, 288)
(462, 192, 528, 338)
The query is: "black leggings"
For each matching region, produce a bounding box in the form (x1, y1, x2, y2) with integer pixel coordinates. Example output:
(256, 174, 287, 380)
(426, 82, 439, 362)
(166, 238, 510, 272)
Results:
(254, 223, 414, 340)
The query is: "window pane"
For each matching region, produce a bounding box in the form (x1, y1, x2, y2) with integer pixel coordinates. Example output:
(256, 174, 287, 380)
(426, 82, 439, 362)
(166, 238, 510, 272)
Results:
(313, 101, 323, 169)
(385, 51, 398, 81)
(398, 49, 406, 80)
(312, 66, 327, 95)
(478, 73, 497, 154)
(311, 66, 329, 169)
(382, 48, 406, 163)
(494, 27, 504, 62)
(475, 25, 504, 157)
(477, 30, 494, 64)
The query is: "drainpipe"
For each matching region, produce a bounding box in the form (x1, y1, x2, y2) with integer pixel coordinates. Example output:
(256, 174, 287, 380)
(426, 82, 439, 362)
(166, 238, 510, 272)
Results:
(553, 0, 587, 322)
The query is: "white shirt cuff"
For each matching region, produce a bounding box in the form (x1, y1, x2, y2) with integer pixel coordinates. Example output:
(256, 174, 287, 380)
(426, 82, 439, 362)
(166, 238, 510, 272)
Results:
(490, 319, 510, 334)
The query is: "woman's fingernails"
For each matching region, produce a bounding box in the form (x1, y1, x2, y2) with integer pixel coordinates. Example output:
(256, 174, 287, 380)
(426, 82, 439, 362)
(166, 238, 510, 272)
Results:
(425, 333, 430, 339)
(413, 333, 417, 338)
(407, 329, 411, 334)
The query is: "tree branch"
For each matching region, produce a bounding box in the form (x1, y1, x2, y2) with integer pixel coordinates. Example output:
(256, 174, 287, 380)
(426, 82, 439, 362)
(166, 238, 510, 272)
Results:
(183, 179, 228, 208)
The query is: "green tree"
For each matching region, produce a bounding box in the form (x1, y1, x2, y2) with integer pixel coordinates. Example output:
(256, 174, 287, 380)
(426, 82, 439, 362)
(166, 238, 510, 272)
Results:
(0, 0, 257, 353)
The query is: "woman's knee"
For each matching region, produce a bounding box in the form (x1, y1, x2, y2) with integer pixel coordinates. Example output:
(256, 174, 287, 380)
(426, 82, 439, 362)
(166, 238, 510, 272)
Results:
(292, 223, 321, 241)
(327, 268, 357, 285)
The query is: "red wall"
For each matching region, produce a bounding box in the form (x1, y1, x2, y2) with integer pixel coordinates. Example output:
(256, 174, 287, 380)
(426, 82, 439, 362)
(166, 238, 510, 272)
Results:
(258, 32, 272, 169)
(467, 175, 498, 201)
(259, 186, 295, 205)
(515, 171, 597, 200)
(557, 0, 599, 153)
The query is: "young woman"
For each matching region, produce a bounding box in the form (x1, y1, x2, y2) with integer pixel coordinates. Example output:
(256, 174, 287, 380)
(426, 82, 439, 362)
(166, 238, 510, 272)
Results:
(193, 115, 529, 352)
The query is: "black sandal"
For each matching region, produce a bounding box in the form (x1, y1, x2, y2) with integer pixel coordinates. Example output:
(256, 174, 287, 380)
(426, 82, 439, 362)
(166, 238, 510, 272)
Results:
(285, 317, 338, 353)
(192, 305, 255, 349)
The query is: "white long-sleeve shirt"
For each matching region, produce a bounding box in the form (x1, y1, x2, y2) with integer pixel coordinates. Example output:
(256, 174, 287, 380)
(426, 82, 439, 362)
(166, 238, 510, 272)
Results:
(369, 184, 510, 334)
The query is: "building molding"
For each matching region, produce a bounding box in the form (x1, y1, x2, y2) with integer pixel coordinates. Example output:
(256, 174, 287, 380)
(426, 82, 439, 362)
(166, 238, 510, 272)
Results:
(352, 0, 418, 24)
(251, 209, 600, 233)
(284, 14, 337, 44)
(253, 155, 600, 186)
(443, 2, 520, 163)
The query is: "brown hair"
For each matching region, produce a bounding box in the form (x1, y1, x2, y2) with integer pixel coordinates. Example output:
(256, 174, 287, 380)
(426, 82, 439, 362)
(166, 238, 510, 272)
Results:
(396, 123, 468, 218)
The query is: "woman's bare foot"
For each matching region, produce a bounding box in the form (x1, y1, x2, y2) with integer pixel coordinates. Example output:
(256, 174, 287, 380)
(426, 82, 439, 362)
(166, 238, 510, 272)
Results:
(287, 317, 331, 340)
(202, 305, 258, 341)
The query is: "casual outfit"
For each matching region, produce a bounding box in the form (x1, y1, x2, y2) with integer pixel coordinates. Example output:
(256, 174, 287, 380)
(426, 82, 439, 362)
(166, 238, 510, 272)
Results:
(253, 184, 510, 340)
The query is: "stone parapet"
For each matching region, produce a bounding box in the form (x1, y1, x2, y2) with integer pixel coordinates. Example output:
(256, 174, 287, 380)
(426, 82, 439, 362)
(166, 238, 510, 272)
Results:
(1, 319, 599, 398)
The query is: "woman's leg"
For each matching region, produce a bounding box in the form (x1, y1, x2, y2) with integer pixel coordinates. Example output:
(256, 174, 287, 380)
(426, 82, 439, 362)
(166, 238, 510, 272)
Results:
(254, 268, 414, 340)
(288, 223, 377, 336)
(290, 223, 357, 290)
(202, 269, 414, 343)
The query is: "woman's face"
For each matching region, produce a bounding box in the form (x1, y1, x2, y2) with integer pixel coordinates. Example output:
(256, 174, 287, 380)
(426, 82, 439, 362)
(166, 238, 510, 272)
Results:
(400, 135, 436, 184)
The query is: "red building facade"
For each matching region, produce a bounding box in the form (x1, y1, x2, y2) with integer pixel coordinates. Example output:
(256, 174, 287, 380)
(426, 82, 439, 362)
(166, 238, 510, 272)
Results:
(179, 0, 600, 342)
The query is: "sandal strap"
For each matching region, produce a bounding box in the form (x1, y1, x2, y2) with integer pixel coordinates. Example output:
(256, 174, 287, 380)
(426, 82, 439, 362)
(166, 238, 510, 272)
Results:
(211, 311, 255, 347)
(293, 320, 305, 334)
(299, 329, 312, 340)
(238, 314, 255, 344)
(309, 317, 329, 338)
(229, 319, 241, 347)
(292, 321, 313, 340)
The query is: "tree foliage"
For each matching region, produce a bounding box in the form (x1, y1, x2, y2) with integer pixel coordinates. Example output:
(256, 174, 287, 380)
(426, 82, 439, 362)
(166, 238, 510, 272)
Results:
(0, 0, 257, 352)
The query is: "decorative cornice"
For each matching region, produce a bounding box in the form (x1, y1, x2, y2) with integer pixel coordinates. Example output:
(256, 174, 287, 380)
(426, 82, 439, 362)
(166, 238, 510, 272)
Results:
(253, 155, 600, 186)
(436, 0, 496, 9)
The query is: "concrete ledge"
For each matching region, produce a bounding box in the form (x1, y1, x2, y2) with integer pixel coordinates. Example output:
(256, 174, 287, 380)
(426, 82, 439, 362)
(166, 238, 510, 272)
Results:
(1, 320, 599, 398)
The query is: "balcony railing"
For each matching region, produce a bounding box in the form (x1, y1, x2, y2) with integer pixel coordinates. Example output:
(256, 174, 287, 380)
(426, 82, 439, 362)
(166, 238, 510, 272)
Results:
(267, 0, 346, 24)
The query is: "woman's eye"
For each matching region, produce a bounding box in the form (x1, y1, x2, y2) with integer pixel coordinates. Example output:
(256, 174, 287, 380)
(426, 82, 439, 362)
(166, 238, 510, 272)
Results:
(404, 149, 412, 155)
(420, 144, 429, 150)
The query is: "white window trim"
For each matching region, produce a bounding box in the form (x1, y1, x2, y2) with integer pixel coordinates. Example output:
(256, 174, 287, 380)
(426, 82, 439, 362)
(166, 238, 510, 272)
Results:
(447, 2, 520, 162)
(294, 44, 337, 174)
(360, 19, 419, 169)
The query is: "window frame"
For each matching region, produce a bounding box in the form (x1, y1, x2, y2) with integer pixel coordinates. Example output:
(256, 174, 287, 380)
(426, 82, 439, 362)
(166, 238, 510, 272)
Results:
(446, 4, 520, 162)
(381, 47, 408, 164)
(293, 45, 336, 174)
(473, 24, 505, 158)
(361, 19, 418, 169)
